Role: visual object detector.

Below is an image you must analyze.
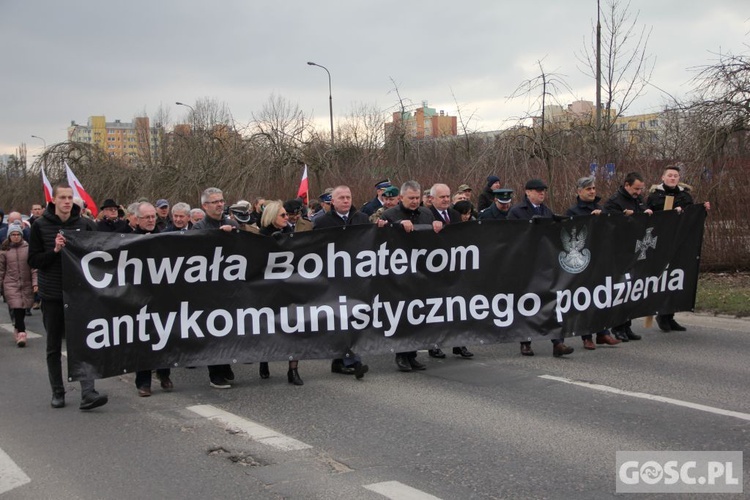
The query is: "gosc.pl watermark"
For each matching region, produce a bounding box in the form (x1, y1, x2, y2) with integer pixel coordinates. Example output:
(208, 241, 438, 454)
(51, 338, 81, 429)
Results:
(616, 451, 743, 493)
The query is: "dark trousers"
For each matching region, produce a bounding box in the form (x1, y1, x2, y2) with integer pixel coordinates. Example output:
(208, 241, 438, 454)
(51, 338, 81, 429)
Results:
(42, 300, 95, 397)
(11, 308, 26, 332)
(614, 320, 632, 331)
(208, 364, 231, 379)
(135, 369, 171, 389)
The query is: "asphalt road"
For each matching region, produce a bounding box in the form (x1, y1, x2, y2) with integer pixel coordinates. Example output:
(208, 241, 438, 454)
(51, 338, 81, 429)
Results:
(0, 308, 747, 499)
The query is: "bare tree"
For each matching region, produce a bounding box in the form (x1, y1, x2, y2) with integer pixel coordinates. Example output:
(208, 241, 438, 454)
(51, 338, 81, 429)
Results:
(507, 60, 575, 205)
(578, 0, 654, 163)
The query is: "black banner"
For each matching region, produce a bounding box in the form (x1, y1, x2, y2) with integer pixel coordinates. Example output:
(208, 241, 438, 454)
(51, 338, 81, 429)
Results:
(62, 206, 706, 380)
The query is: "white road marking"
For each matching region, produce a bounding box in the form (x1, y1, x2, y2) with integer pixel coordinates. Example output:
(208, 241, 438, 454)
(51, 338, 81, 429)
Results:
(540, 375, 750, 422)
(186, 405, 312, 451)
(0, 324, 42, 339)
(0, 446, 31, 494)
(364, 481, 442, 500)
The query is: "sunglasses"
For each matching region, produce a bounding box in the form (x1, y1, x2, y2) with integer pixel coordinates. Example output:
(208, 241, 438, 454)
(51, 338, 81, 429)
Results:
(279, 212, 289, 218)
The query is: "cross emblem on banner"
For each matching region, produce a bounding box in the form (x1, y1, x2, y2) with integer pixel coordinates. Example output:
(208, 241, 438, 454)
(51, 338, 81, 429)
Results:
(635, 227, 658, 260)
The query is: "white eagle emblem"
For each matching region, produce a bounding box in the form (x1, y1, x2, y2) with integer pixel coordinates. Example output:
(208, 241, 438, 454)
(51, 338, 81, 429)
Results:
(559, 226, 591, 274)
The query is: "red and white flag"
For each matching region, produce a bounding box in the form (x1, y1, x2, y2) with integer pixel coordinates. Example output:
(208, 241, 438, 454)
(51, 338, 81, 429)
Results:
(64, 162, 98, 217)
(296, 164, 309, 205)
(41, 168, 53, 204)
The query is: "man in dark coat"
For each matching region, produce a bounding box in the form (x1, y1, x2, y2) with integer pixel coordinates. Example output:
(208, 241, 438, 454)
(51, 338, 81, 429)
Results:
(477, 175, 502, 212)
(313, 185, 370, 379)
(154, 198, 171, 232)
(565, 176, 621, 350)
(647, 165, 710, 332)
(426, 183, 473, 360)
(96, 198, 131, 232)
(131, 202, 173, 396)
(191, 187, 238, 388)
(378, 181, 443, 372)
(603, 172, 654, 342)
(507, 179, 574, 358)
(28, 184, 108, 410)
(507, 178, 555, 220)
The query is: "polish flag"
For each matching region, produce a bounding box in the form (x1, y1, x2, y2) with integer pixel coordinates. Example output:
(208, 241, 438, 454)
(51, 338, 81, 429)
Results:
(41, 168, 53, 204)
(64, 162, 98, 217)
(296, 164, 309, 205)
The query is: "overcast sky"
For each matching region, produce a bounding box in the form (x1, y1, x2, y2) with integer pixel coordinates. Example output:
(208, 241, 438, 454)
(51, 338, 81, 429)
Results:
(1, 0, 747, 157)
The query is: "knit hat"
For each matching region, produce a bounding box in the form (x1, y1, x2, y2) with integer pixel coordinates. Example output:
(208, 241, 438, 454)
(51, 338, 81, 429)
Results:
(486, 175, 500, 188)
(8, 223, 23, 236)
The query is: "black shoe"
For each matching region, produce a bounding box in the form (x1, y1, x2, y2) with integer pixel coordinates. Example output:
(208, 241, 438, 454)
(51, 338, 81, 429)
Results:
(210, 376, 231, 389)
(51, 392, 65, 409)
(331, 360, 356, 375)
(395, 355, 412, 372)
(353, 362, 369, 380)
(287, 368, 303, 386)
(612, 329, 629, 342)
(656, 315, 671, 332)
(668, 319, 687, 331)
(453, 346, 474, 358)
(259, 362, 270, 379)
(80, 392, 108, 410)
(408, 357, 426, 370)
(520, 342, 534, 356)
(625, 327, 641, 341)
(428, 348, 446, 358)
(223, 366, 235, 381)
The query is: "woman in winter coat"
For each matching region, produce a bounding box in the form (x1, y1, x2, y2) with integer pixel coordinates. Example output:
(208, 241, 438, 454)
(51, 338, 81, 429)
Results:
(0, 223, 38, 347)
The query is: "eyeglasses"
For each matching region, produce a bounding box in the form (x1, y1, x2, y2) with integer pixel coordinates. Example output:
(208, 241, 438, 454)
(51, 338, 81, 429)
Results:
(279, 212, 289, 218)
(206, 199, 225, 205)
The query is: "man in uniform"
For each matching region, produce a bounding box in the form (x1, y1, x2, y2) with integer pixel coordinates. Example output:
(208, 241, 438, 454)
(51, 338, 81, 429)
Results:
(368, 186, 400, 223)
(284, 199, 313, 232)
(361, 179, 392, 216)
(479, 189, 513, 220)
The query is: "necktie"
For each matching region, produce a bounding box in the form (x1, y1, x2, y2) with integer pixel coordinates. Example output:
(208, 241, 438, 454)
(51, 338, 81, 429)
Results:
(341, 215, 348, 223)
(442, 211, 450, 223)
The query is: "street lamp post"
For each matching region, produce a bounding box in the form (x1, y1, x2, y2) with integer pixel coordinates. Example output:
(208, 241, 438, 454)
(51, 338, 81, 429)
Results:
(306, 61, 335, 147)
(31, 135, 47, 172)
(175, 101, 196, 130)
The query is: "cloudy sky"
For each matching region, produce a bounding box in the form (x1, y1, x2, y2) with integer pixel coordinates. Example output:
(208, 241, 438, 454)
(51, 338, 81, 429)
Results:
(1, 0, 747, 157)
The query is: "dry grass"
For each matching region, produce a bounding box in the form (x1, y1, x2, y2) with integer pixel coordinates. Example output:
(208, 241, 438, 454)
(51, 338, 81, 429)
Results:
(696, 272, 750, 317)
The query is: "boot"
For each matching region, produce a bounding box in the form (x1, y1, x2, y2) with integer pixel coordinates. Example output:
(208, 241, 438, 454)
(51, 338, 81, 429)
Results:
(259, 362, 270, 379)
(287, 368, 303, 386)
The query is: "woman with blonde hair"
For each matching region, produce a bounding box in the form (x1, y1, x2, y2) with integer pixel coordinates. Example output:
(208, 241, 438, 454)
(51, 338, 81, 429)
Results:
(0, 223, 38, 347)
(259, 201, 303, 385)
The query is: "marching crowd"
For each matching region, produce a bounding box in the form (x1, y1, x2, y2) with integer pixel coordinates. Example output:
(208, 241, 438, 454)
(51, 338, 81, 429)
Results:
(0, 164, 708, 410)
